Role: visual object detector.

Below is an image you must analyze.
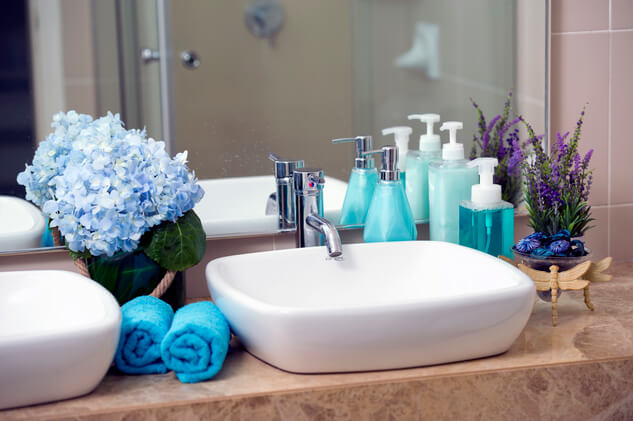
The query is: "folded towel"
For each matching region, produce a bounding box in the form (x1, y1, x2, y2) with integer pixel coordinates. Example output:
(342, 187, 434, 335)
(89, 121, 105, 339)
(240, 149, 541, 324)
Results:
(160, 301, 231, 383)
(115, 296, 174, 374)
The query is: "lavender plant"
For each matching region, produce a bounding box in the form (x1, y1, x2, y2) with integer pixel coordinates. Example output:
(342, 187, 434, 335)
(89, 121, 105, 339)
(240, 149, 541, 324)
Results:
(516, 107, 594, 257)
(470, 92, 525, 206)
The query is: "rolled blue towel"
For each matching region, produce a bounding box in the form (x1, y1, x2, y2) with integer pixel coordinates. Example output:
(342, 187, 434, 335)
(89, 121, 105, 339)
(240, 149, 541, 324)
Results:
(160, 301, 231, 383)
(115, 296, 174, 374)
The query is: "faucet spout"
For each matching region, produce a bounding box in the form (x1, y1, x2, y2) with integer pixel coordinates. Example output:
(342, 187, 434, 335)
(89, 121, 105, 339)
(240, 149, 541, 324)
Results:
(306, 214, 342, 257)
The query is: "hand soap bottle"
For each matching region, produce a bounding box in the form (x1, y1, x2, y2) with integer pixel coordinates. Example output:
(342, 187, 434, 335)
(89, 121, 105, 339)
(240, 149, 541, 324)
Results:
(406, 113, 442, 221)
(332, 136, 378, 226)
(363, 146, 417, 242)
(381, 126, 412, 188)
(428, 121, 478, 243)
(459, 158, 514, 258)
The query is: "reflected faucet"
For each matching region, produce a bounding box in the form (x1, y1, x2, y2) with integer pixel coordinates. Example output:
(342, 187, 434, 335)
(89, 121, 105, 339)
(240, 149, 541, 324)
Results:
(267, 153, 304, 230)
(293, 168, 342, 257)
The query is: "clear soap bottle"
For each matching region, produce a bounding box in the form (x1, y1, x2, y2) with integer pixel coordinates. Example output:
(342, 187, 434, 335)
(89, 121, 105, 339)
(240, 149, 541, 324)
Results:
(428, 121, 478, 243)
(363, 146, 417, 242)
(382, 126, 412, 188)
(406, 113, 442, 221)
(332, 136, 378, 227)
(459, 158, 514, 258)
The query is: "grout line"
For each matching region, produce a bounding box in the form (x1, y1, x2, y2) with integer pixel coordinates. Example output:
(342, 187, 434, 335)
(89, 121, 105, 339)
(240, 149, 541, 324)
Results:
(603, 203, 633, 209)
(609, 0, 612, 30)
(552, 29, 633, 36)
(607, 13, 613, 256)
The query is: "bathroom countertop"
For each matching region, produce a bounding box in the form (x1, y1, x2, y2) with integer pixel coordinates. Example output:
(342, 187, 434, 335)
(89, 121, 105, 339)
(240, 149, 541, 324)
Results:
(5, 262, 633, 420)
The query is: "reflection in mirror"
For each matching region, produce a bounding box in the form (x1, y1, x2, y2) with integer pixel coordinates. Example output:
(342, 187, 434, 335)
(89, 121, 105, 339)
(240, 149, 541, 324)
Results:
(0, 0, 546, 252)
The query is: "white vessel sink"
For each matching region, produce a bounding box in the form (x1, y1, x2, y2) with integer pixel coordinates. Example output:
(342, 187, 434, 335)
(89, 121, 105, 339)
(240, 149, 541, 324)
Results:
(194, 175, 347, 236)
(0, 271, 121, 409)
(0, 196, 46, 251)
(206, 241, 535, 373)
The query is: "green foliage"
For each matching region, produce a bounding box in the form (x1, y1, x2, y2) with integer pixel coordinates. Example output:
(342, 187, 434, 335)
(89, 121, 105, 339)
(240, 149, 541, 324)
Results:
(142, 210, 206, 272)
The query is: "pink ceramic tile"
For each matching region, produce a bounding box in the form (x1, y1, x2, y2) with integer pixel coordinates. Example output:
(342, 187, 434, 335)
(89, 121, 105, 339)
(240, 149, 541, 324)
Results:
(514, 215, 533, 243)
(582, 206, 609, 259)
(609, 205, 633, 261)
(551, 0, 609, 33)
(612, 0, 633, 29)
(184, 236, 274, 298)
(550, 33, 609, 206)
(610, 32, 633, 204)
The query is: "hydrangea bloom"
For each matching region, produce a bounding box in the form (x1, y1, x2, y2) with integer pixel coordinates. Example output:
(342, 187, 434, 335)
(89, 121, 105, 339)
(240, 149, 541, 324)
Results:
(28, 111, 203, 257)
(17, 111, 94, 207)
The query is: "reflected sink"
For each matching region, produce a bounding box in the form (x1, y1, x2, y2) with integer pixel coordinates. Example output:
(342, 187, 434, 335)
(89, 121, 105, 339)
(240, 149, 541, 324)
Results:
(0, 271, 121, 409)
(194, 175, 347, 236)
(0, 196, 46, 251)
(206, 241, 535, 373)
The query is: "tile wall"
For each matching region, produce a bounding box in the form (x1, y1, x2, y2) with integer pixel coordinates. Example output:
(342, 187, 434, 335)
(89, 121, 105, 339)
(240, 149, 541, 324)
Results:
(550, 0, 633, 260)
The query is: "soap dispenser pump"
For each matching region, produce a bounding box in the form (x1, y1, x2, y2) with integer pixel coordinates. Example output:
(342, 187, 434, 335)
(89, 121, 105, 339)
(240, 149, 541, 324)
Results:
(405, 113, 442, 221)
(459, 158, 514, 258)
(381, 126, 412, 187)
(363, 146, 417, 243)
(428, 121, 478, 243)
(332, 136, 379, 226)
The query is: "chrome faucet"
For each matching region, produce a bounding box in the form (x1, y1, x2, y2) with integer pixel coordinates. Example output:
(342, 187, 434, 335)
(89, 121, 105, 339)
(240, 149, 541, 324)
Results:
(266, 153, 304, 230)
(293, 168, 342, 257)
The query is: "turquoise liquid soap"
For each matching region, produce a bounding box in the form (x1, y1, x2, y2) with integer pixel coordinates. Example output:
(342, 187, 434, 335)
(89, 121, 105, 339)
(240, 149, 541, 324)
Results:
(382, 126, 412, 190)
(459, 158, 514, 258)
(364, 146, 417, 242)
(428, 121, 478, 243)
(332, 136, 378, 226)
(406, 113, 442, 221)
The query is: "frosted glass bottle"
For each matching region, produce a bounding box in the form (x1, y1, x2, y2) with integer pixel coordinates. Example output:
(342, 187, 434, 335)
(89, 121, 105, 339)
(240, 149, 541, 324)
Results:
(458, 158, 515, 258)
(428, 121, 478, 243)
(339, 167, 378, 226)
(363, 146, 417, 242)
(331, 136, 377, 227)
(407, 114, 441, 221)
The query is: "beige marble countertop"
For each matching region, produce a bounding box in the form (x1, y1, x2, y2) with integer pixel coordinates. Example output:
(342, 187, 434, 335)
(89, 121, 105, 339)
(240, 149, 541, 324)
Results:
(4, 262, 633, 420)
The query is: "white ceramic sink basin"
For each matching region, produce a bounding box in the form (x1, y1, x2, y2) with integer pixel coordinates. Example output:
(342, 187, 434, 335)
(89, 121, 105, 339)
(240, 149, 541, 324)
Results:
(0, 271, 121, 409)
(0, 196, 46, 251)
(194, 175, 347, 236)
(206, 241, 535, 373)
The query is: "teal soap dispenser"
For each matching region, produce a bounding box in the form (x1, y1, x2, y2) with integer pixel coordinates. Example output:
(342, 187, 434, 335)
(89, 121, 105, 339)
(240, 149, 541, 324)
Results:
(406, 113, 442, 221)
(459, 158, 514, 258)
(332, 136, 378, 226)
(381, 126, 412, 188)
(363, 146, 417, 242)
(428, 121, 478, 243)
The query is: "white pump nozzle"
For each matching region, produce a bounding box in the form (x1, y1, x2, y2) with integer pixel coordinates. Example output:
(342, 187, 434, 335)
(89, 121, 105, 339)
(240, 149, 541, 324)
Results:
(408, 114, 441, 152)
(382, 126, 412, 171)
(439, 121, 464, 160)
(468, 157, 501, 205)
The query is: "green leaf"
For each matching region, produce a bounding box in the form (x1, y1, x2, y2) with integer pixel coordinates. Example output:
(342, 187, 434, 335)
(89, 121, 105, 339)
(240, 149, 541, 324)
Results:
(143, 210, 206, 271)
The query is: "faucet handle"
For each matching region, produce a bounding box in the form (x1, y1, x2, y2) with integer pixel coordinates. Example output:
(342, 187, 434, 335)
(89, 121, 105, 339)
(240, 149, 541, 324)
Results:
(294, 168, 325, 193)
(269, 152, 304, 178)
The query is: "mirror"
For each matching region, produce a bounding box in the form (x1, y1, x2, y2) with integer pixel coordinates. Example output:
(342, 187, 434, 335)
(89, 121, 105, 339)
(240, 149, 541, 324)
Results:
(0, 0, 546, 252)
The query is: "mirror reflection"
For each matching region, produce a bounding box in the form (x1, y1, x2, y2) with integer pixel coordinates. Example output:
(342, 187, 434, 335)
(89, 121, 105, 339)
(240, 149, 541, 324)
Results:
(0, 0, 546, 252)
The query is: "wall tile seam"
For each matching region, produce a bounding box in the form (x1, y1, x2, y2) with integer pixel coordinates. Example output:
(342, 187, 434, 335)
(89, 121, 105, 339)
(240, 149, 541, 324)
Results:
(551, 29, 633, 35)
(607, 13, 613, 256)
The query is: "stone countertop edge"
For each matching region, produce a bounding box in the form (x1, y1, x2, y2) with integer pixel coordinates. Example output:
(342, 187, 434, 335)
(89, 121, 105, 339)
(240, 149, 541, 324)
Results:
(4, 261, 633, 420)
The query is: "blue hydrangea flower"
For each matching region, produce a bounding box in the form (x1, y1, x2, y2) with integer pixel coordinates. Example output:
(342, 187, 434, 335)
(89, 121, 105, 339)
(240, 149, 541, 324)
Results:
(17, 111, 95, 207)
(34, 112, 204, 257)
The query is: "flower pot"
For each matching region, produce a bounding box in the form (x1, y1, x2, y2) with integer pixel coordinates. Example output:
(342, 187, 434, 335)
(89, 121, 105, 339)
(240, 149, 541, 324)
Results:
(80, 249, 183, 309)
(512, 248, 592, 302)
